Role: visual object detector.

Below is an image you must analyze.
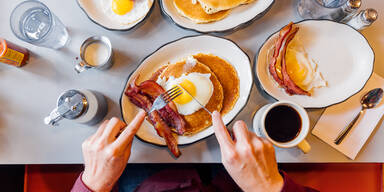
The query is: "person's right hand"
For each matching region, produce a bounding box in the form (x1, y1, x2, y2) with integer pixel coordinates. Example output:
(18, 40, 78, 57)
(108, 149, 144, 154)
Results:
(212, 111, 284, 192)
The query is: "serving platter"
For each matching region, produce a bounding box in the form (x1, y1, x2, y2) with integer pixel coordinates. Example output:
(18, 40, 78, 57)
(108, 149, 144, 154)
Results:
(77, 0, 155, 31)
(120, 35, 253, 146)
(160, 0, 274, 34)
(255, 20, 374, 108)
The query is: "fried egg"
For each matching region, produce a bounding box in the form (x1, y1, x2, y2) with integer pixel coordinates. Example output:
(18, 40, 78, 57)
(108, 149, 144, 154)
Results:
(157, 72, 213, 116)
(102, 0, 152, 25)
(275, 42, 327, 92)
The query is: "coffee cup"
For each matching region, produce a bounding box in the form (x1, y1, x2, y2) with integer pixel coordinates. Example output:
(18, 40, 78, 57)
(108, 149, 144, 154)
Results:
(252, 101, 311, 153)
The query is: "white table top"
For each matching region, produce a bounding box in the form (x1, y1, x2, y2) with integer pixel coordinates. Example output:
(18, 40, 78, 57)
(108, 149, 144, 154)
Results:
(0, 0, 383, 164)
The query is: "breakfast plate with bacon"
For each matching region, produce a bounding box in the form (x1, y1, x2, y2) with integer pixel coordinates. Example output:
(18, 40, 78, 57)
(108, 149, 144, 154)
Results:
(160, 0, 274, 33)
(255, 20, 374, 108)
(120, 35, 252, 157)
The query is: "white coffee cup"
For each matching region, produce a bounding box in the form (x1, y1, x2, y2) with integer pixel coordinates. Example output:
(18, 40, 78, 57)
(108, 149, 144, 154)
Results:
(252, 101, 311, 153)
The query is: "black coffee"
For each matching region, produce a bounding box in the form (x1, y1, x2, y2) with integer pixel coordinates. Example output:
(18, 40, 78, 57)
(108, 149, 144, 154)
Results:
(265, 105, 301, 143)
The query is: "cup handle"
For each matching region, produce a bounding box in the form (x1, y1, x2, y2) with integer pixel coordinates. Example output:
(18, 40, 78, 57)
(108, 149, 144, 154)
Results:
(297, 139, 311, 154)
(75, 61, 88, 73)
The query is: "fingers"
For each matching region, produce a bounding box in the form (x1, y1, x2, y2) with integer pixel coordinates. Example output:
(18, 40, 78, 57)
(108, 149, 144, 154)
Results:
(101, 118, 127, 142)
(232, 121, 250, 144)
(113, 110, 146, 150)
(88, 120, 109, 142)
(212, 111, 234, 149)
(95, 120, 109, 138)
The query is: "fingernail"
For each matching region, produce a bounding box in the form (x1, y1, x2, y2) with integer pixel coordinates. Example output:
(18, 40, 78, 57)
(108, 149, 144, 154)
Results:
(110, 117, 119, 122)
(140, 109, 146, 114)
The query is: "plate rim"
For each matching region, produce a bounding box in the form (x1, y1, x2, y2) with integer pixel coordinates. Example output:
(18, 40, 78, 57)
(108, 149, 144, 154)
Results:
(119, 34, 253, 147)
(159, 0, 275, 35)
(253, 19, 375, 109)
(76, 0, 155, 31)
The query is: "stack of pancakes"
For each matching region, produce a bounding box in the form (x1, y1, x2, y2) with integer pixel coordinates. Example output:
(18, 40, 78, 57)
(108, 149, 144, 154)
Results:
(173, 0, 255, 23)
(150, 53, 240, 135)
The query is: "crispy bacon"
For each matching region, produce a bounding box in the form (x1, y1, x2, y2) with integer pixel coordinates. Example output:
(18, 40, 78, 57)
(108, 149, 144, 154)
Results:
(280, 27, 311, 96)
(134, 80, 186, 135)
(269, 22, 293, 86)
(124, 77, 185, 157)
(268, 22, 310, 96)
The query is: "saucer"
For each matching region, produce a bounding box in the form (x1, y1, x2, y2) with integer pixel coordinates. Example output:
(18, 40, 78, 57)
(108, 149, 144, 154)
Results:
(252, 105, 269, 137)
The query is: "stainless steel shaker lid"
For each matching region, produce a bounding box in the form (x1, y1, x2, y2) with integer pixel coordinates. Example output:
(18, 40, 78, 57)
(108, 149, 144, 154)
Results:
(363, 9, 378, 22)
(57, 90, 88, 119)
(347, 0, 361, 9)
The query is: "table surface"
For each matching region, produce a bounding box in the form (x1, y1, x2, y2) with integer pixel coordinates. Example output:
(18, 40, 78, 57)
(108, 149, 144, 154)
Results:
(0, 0, 383, 164)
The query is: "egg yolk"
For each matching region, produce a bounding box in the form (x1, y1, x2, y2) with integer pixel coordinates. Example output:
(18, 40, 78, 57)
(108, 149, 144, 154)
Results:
(285, 49, 308, 87)
(112, 0, 134, 15)
(274, 48, 308, 87)
(173, 79, 196, 105)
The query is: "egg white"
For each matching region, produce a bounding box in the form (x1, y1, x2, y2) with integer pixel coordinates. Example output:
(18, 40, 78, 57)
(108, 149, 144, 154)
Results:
(102, 0, 152, 25)
(287, 47, 327, 92)
(157, 72, 213, 116)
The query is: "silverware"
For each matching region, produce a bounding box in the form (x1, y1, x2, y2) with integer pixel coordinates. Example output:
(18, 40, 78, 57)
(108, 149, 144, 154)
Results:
(148, 86, 182, 113)
(177, 84, 212, 115)
(334, 88, 383, 145)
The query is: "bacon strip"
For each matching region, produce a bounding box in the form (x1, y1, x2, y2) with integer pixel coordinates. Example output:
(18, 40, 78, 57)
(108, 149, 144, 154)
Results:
(125, 77, 185, 157)
(135, 80, 186, 135)
(268, 22, 310, 96)
(280, 28, 311, 96)
(269, 22, 293, 86)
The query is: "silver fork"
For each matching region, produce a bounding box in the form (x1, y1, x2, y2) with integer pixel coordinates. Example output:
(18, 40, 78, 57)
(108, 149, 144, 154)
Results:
(148, 86, 182, 113)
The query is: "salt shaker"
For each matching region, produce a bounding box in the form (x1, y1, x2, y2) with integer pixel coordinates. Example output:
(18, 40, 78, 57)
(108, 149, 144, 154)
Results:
(332, 0, 361, 22)
(297, 0, 361, 21)
(45, 89, 108, 126)
(346, 9, 378, 30)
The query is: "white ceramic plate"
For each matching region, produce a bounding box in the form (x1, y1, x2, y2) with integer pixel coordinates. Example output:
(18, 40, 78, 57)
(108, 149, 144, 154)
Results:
(77, 0, 154, 31)
(120, 35, 253, 146)
(160, 0, 274, 33)
(255, 20, 374, 108)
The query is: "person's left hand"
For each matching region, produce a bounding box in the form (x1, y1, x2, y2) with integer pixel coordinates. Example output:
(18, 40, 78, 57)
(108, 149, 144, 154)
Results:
(81, 111, 146, 192)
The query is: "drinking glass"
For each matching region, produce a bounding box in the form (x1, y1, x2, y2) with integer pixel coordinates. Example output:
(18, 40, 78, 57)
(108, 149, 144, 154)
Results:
(297, 0, 348, 20)
(10, 0, 69, 49)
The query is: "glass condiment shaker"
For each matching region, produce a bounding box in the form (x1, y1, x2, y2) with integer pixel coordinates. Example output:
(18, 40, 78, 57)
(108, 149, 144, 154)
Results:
(331, 0, 361, 22)
(346, 9, 378, 30)
(45, 89, 108, 126)
(297, 0, 361, 21)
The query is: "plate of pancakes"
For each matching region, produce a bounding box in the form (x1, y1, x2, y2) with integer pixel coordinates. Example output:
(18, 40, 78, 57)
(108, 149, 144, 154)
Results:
(77, 0, 155, 31)
(120, 35, 252, 147)
(160, 0, 274, 33)
(255, 20, 374, 108)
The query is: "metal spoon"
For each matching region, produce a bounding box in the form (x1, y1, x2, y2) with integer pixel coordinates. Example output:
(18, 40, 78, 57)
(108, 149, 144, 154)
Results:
(334, 88, 383, 145)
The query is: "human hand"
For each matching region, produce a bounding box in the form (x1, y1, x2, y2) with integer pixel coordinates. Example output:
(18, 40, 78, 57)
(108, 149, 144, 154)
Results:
(81, 111, 146, 192)
(212, 111, 284, 192)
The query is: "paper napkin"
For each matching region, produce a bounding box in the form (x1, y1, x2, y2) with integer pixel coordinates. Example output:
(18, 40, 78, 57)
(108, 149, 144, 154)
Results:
(312, 73, 384, 160)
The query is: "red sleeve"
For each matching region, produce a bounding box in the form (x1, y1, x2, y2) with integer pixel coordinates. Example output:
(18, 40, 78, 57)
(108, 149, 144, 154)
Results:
(280, 171, 319, 192)
(71, 172, 93, 192)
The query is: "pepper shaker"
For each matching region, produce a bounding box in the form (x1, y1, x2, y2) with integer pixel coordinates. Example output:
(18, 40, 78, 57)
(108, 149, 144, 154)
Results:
(297, 0, 361, 21)
(333, 0, 361, 22)
(346, 9, 378, 30)
(45, 89, 108, 126)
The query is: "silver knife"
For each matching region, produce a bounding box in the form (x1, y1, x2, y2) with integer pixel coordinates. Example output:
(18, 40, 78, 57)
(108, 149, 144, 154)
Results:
(177, 84, 212, 115)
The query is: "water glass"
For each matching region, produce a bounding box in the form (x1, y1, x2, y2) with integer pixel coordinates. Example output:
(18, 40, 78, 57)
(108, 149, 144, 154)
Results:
(297, 0, 348, 20)
(10, 0, 69, 49)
